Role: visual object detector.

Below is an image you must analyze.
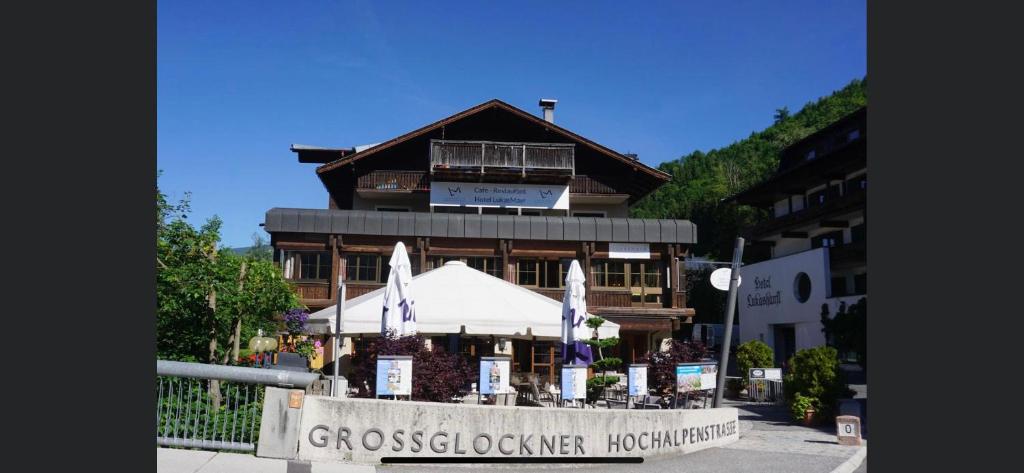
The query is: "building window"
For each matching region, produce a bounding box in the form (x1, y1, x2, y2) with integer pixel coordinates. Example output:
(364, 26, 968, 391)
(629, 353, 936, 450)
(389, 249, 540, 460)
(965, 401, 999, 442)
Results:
(812, 231, 844, 249)
(831, 277, 848, 297)
(846, 174, 867, 193)
(809, 188, 827, 207)
(279, 250, 332, 282)
(517, 259, 569, 288)
(794, 272, 812, 303)
(848, 129, 861, 141)
(520, 209, 542, 216)
(466, 256, 504, 278)
(345, 254, 383, 283)
(854, 274, 867, 295)
(572, 211, 606, 218)
(591, 259, 626, 287)
(517, 259, 538, 286)
(375, 206, 410, 212)
(851, 223, 866, 243)
(805, 149, 817, 161)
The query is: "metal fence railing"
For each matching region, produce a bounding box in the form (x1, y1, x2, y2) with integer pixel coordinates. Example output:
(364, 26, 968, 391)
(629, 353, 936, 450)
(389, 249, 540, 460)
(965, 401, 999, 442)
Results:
(748, 379, 785, 404)
(156, 360, 319, 452)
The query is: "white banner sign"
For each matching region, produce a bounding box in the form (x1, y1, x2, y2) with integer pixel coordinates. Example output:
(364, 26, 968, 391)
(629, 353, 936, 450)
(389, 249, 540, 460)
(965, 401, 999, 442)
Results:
(609, 243, 650, 259)
(430, 181, 569, 209)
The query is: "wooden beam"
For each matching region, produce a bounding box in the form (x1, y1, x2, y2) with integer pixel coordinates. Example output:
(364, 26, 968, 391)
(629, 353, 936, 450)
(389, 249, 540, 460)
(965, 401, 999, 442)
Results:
(820, 220, 849, 228)
(781, 231, 808, 239)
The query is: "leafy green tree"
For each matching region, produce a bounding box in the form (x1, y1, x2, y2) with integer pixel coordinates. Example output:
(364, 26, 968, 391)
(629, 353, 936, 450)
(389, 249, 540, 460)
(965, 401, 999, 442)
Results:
(821, 298, 867, 367)
(157, 176, 299, 366)
(773, 107, 791, 123)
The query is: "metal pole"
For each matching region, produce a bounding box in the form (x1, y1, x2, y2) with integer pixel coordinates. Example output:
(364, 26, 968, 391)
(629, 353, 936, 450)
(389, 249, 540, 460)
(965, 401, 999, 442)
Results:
(714, 237, 744, 408)
(331, 281, 346, 397)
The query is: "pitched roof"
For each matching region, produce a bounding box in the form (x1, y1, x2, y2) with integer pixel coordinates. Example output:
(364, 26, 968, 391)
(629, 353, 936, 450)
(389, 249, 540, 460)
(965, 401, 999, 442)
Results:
(314, 99, 670, 181)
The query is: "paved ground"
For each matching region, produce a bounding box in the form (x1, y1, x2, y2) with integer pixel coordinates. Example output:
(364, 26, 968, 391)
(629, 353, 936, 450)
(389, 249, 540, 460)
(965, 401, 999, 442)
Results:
(158, 399, 865, 473)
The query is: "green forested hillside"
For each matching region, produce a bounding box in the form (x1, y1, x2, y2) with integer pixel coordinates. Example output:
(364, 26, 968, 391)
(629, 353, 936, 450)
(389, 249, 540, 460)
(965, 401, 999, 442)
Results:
(631, 77, 867, 260)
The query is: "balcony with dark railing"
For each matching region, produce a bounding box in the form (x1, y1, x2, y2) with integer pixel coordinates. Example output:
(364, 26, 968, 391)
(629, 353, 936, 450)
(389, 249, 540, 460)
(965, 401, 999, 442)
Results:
(355, 170, 623, 195)
(747, 188, 866, 238)
(430, 140, 574, 176)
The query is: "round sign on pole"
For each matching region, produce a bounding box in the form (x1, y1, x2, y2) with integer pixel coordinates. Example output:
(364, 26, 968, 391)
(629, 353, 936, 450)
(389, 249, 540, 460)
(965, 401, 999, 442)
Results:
(710, 267, 741, 291)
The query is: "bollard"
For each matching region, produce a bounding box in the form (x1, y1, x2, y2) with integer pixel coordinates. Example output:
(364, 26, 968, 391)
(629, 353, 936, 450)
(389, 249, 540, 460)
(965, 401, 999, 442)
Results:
(835, 415, 862, 446)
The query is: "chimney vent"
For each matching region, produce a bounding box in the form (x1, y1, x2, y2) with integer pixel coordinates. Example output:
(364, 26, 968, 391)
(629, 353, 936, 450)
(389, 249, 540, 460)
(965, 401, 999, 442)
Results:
(539, 98, 557, 123)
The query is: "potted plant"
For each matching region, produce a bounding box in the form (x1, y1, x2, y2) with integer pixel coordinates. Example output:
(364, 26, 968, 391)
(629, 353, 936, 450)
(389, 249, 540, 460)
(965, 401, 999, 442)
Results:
(790, 393, 818, 426)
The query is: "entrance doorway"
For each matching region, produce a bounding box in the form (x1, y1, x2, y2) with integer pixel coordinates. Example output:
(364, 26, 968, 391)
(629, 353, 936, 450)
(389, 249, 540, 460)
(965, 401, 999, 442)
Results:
(773, 324, 796, 369)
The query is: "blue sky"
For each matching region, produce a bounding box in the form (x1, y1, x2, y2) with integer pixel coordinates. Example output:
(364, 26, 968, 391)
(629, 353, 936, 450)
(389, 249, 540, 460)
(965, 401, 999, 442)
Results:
(158, 0, 866, 248)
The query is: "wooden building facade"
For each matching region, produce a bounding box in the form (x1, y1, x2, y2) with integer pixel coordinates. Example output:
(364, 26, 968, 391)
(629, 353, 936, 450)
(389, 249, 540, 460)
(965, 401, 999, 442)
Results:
(264, 99, 698, 375)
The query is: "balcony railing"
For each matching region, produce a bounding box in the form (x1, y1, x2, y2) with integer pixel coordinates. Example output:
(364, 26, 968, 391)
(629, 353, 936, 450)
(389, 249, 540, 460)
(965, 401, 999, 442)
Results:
(355, 171, 622, 195)
(430, 140, 574, 175)
(747, 189, 866, 238)
(356, 170, 430, 191)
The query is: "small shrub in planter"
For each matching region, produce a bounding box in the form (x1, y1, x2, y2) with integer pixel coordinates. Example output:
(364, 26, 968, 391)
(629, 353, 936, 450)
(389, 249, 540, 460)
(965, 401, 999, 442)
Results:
(790, 392, 818, 424)
(783, 346, 853, 422)
(736, 340, 774, 388)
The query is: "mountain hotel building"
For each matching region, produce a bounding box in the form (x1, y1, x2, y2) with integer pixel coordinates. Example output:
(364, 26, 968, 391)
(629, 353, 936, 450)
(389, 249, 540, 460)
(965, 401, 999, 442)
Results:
(729, 107, 867, 365)
(263, 99, 698, 381)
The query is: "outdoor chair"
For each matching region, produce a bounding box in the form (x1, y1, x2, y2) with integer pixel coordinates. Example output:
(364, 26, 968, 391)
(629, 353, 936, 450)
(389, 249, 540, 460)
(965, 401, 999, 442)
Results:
(603, 386, 628, 409)
(636, 394, 664, 409)
(528, 381, 557, 407)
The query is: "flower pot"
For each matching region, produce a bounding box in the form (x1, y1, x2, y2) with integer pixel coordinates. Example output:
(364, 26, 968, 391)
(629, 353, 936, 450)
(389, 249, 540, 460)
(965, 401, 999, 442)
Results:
(802, 408, 817, 426)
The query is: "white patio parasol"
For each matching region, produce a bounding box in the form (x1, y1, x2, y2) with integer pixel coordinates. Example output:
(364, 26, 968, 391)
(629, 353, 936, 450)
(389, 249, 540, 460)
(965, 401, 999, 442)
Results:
(561, 260, 593, 366)
(308, 261, 618, 339)
(380, 242, 417, 336)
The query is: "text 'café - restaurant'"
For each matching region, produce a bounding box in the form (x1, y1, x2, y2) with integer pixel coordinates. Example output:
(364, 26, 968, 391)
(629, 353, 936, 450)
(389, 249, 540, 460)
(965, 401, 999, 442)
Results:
(264, 99, 698, 383)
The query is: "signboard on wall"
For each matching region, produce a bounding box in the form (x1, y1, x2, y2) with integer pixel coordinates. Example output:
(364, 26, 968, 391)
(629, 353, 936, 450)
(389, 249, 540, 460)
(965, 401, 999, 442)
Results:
(676, 362, 718, 393)
(561, 365, 588, 400)
(627, 364, 648, 396)
(430, 181, 569, 209)
(609, 242, 651, 259)
(376, 355, 413, 396)
(479, 356, 511, 395)
(749, 368, 782, 380)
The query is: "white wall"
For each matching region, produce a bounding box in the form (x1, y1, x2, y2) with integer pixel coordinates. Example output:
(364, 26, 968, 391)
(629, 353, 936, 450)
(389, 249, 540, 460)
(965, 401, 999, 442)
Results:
(773, 198, 790, 218)
(738, 248, 830, 353)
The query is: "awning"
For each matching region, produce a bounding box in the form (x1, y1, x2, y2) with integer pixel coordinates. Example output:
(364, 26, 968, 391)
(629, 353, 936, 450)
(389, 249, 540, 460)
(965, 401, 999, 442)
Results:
(308, 261, 619, 339)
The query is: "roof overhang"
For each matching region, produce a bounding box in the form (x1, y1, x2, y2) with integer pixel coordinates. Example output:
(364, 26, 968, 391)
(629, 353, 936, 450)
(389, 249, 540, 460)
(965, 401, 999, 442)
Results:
(264, 208, 697, 244)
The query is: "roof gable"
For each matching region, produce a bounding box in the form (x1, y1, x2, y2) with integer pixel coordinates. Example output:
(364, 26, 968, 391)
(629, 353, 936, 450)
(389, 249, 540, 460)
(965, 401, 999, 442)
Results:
(315, 99, 669, 181)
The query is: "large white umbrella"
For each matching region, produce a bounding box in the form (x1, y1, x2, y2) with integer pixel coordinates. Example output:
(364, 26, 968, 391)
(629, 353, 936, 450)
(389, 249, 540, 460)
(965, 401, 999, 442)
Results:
(561, 260, 593, 366)
(308, 261, 619, 339)
(380, 242, 417, 336)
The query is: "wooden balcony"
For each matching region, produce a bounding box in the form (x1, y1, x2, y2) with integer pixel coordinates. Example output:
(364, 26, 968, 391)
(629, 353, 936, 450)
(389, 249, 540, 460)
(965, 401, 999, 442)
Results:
(430, 140, 574, 176)
(355, 170, 623, 196)
(356, 170, 429, 192)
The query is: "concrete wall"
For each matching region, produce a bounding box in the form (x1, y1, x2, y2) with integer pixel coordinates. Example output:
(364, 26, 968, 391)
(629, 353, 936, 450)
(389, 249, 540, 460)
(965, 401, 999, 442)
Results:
(295, 396, 738, 464)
